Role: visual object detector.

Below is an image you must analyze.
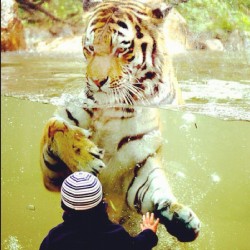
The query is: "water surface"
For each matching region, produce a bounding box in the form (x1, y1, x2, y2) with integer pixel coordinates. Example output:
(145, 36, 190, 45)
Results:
(1, 51, 250, 120)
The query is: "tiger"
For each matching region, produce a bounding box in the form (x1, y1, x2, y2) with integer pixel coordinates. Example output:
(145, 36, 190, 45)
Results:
(40, 0, 201, 244)
(40, 117, 105, 191)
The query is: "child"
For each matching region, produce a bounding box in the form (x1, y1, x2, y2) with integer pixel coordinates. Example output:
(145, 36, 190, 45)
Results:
(40, 171, 159, 250)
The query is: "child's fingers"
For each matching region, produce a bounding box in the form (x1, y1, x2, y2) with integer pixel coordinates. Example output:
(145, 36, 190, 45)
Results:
(150, 213, 154, 223)
(142, 214, 145, 223)
(154, 219, 160, 231)
(154, 218, 160, 226)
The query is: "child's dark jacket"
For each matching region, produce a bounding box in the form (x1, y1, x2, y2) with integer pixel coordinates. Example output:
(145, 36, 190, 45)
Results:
(40, 203, 158, 250)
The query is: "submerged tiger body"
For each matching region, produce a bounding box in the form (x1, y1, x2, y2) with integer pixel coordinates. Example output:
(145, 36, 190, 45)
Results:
(40, 0, 200, 243)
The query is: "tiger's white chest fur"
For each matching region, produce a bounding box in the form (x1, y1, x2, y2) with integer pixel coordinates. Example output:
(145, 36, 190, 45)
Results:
(90, 107, 162, 163)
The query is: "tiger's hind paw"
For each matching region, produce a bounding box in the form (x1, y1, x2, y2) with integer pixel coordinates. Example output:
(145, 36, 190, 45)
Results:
(156, 202, 200, 242)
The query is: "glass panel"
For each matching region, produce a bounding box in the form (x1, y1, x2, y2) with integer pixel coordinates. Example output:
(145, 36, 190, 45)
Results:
(1, 1, 250, 248)
(1, 89, 250, 249)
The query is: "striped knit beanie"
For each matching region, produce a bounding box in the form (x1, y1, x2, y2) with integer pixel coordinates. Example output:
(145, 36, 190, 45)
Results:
(61, 171, 103, 211)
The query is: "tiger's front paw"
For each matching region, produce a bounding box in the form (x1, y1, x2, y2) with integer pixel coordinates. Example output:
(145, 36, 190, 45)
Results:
(156, 202, 200, 242)
(41, 117, 106, 191)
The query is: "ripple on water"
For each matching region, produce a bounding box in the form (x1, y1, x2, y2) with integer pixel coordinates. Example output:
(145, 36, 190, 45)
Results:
(2, 52, 250, 121)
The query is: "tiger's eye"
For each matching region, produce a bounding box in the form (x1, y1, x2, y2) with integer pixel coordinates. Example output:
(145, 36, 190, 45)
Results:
(115, 48, 126, 56)
(89, 45, 94, 52)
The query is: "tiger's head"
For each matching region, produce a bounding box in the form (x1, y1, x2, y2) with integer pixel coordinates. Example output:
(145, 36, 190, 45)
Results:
(82, 0, 181, 106)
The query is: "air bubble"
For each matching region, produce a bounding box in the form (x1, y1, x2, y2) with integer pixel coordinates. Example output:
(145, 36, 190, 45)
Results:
(27, 204, 35, 211)
(211, 173, 221, 183)
(175, 171, 186, 179)
(182, 113, 196, 123)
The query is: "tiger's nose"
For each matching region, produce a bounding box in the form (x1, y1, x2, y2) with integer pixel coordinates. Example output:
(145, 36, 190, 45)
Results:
(93, 77, 108, 88)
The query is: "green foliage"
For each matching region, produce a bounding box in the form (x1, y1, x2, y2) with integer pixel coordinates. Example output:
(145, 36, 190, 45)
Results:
(17, 0, 250, 37)
(176, 0, 250, 37)
(43, 0, 82, 20)
(17, 0, 83, 28)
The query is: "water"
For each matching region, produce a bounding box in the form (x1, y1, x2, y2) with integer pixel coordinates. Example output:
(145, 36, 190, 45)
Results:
(2, 51, 250, 120)
(1, 51, 250, 249)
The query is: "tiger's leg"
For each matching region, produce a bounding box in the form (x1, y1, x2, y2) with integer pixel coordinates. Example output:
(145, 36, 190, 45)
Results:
(40, 116, 105, 191)
(126, 156, 201, 242)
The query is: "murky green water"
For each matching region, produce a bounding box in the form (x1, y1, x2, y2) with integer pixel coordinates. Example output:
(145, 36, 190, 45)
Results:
(1, 51, 250, 249)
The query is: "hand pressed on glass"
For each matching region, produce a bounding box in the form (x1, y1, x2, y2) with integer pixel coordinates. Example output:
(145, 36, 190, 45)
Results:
(141, 212, 160, 233)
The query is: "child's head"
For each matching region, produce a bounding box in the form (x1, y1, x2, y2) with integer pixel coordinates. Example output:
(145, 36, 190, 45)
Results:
(61, 171, 103, 211)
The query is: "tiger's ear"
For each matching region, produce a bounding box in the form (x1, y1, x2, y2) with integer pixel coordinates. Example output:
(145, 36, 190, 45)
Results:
(151, 3, 172, 20)
(83, 0, 103, 11)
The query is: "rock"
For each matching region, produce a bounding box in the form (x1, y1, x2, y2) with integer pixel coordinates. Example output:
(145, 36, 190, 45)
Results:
(1, 0, 26, 52)
(24, 27, 53, 51)
(49, 24, 74, 37)
(243, 31, 250, 52)
(187, 32, 226, 52)
(164, 9, 193, 54)
(225, 30, 250, 52)
(23, 23, 86, 52)
(203, 39, 224, 51)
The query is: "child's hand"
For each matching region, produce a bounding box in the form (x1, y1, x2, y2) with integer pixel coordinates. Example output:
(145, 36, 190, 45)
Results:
(140, 212, 160, 233)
